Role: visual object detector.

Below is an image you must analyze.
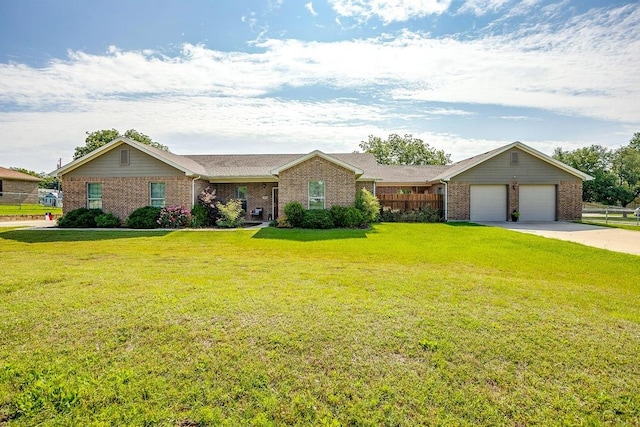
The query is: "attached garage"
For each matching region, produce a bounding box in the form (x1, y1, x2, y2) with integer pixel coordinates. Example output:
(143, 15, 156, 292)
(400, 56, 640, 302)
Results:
(470, 185, 507, 221)
(519, 185, 556, 221)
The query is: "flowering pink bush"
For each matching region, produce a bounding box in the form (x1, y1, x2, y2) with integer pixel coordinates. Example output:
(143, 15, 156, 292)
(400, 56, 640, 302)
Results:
(157, 205, 190, 228)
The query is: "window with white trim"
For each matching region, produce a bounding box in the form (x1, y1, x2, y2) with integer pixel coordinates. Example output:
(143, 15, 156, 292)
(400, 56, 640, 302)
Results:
(87, 183, 102, 209)
(235, 185, 247, 211)
(308, 181, 325, 209)
(150, 182, 166, 207)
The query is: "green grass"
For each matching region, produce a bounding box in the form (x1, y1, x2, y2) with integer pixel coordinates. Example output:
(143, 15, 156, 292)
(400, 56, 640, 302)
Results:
(0, 204, 62, 216)
(1, 224, 639, 425)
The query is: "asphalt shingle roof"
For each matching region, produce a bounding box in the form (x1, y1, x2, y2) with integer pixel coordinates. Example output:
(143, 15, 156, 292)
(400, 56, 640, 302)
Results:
(184, 152, 383, 179)
(0, 166, 42, 181)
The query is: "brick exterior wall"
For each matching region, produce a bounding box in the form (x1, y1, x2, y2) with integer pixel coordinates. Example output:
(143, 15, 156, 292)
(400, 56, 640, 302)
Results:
(446, 181, 470, 220)
(446, 180, 583, 221)
(557, 180, 583, 220)
(62, 176, 194, 220)
(0, 179, 40, 204)
(358, 181, 375, 194)
(278, 157, 356, 217)
(508, 181, 519, 219)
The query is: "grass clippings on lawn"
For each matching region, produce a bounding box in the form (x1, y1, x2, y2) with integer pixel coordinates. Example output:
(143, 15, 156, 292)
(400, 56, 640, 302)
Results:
(0, 223, 639, 425)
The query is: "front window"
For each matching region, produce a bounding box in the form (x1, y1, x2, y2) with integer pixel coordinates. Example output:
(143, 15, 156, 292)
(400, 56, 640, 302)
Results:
(309, 181, 325, 209)
(87, 183, 102, 209)
(235, 186, 247, 212)
(150, 182, 166, 207)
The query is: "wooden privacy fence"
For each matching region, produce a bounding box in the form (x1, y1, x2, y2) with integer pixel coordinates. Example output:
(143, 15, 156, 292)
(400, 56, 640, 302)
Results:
(378, 193, 443, 212)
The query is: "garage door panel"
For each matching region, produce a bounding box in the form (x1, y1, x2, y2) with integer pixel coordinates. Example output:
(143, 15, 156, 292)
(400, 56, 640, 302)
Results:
(519, 185, 556, 221)
(470, 185, 507, 221)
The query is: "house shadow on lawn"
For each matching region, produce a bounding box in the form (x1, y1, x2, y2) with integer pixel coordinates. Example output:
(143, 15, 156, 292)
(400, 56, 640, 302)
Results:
(445, 221, 487, 227)
(0, 229, 173, 243)
(252, 227, 370, 242)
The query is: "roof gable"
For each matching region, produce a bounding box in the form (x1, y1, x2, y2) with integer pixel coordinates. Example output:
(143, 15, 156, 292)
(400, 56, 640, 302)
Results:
(53, 137, 206, 177)
(270, 151, 364, 177)
(431, 142, 592, 182)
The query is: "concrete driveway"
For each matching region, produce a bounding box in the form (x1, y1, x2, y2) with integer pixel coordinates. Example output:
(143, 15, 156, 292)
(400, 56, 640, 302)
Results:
(481, 222, 640, 256)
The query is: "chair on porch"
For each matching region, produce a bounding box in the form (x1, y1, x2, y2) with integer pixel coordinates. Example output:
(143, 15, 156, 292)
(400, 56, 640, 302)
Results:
(250, 207, 263, 220)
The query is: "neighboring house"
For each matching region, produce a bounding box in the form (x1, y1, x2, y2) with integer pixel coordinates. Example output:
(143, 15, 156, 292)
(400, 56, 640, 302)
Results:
(39, 189, 63, 207)
(52, 137, 591, 222)
(0, 166, 41, 204)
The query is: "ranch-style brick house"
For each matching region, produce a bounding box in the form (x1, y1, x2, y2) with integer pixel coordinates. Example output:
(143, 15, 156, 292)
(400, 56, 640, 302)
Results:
(53, 137, 591, 222)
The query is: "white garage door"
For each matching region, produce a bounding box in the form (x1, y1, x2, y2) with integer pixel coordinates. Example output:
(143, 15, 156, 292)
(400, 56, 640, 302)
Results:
(470, 185, 507, 221)
(519, 185, 556, 221)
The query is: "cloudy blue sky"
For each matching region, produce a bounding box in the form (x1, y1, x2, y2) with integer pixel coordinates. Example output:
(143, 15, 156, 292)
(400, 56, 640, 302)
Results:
(0, 0, 638, 172)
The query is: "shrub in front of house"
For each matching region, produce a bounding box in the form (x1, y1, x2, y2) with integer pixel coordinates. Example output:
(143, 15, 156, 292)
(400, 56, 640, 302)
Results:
(190, 203, 209, 228)
(355, 188, 380, 223)
(215, 199, 245, 228)
(301, 209, 335, 229)
(343, 206, 365, 228)
(95, 212, 121, 228)
(125, 206, 162, 229)
(380, 205, 442, 223)
(196, 186, 221, 227)
(284, 201, 305, 228)
(57, 208, 104, 228)
(158, 205, 190, 228)
(329, 205, 347, 227)
(330, 205, 365, 228)
(275, 214, 292, 228)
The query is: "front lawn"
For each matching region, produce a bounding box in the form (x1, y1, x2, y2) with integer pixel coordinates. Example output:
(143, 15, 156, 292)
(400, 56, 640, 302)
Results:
(0, 224, 638, 425)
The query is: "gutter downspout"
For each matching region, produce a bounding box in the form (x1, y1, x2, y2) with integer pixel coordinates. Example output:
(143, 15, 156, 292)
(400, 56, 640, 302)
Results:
(440, 180, 448, 222)
(191, 176, 201, 208)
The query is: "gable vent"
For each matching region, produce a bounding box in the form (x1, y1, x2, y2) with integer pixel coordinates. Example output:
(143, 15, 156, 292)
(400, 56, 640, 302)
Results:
(510, 151, 519, 165)
(120, 149, 130, 166)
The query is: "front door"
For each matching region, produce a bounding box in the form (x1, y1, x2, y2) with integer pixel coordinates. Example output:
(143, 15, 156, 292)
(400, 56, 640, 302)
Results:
(272, 187, 279, 219)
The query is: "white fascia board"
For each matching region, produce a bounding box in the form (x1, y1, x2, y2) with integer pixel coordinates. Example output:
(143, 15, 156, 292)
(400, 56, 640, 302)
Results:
(207, 176, 279, 183)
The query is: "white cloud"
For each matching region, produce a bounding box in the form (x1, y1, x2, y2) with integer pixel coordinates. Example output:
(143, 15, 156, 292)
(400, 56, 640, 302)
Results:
(329, 0, 452, 24)
(305, 2, 319, 16)
(2, 4, 636, 124)
(490, 116, 541, 121)
(458, 0, 511, 16)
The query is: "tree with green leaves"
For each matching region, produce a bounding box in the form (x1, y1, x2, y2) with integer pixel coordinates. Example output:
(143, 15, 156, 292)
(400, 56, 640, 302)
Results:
(612, 143, 640, 207)
(73, 129, 168, 160)
(359, 134, 451, 165)
(10, 167, 61, 190)
(553, 134, 640, 206)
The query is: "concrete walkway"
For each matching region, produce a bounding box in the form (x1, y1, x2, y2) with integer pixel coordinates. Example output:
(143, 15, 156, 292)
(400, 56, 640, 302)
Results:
(0, 219, 57, 228)
(481, 221, 640, 256)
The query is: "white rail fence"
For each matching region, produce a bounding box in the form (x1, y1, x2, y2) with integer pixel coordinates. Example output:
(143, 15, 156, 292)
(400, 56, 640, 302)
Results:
(582, 206, 639, 226)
